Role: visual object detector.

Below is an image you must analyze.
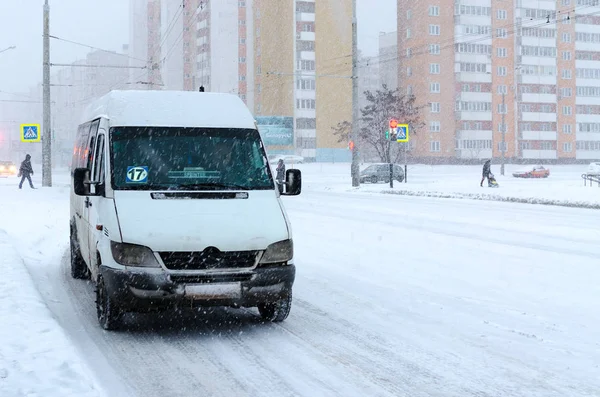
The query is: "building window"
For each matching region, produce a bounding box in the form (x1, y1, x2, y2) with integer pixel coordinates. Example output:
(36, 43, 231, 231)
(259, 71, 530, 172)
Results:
(430, 141, 441, 152)
(541, 141, 553, 150)
(407, 67, 412, 76)
(406, 29, 411, 38)
(562, 69, 572, 79)
(429, 25, 441, 35)
(429, 6, 440, 16)
(497, 85, 507, 94)
(563, 106, 572, 115)
(497, 9, 507, 19)
(562, 0, 571, 4)
(564, 142, 573, 152)
(497, 47, 507, 57)
(496, 28, 507, 38)
(257, 65, 262, 74)
(497, 66, 507, 76)
(563, 124, 572, 134)
(498, 123, 507, 132)
(430, 102, 441, 113)
(430, 82, 440, 93)
(562, 51, 571, 61)
(430, 63, 440, 74)
(239, 75, 246, 81)
(429, 44, 440, 55)
(257, 84, 261, 93)
(561, 87, 572, 97)
(239, 38, 246, 44)
(407, 85, 413, 95)
(498, 142, 507, 152)
(562, 32, 571, 42)
(430, 121, 441, 132)
(239, 57, 246, 63)
(498, 104, 507, 113)
(406, 48, 412, 57)
(407, 9, 412, 19)
(239, 1, 246, 6)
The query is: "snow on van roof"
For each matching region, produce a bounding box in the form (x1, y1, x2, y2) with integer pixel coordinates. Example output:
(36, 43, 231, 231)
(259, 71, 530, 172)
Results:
(81, 90, 257, 129)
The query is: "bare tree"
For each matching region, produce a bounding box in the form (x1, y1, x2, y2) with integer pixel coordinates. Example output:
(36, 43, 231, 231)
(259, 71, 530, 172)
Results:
(360, 85, 424, 163)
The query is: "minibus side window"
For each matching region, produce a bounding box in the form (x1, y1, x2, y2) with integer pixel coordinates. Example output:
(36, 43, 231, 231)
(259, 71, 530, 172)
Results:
(92, 134, 105, 183)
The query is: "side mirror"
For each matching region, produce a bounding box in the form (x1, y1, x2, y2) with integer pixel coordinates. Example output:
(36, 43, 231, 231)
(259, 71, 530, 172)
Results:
(282, 169, 301, 196)
(73, 168, 91, 196)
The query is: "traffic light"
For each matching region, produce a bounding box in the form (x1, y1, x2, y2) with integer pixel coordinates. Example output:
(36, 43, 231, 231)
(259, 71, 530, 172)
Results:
(385, 130, 389, 140)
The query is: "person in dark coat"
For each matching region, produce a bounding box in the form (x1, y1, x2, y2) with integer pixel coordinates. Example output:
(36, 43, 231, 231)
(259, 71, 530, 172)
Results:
(480, 159, 491, 187)
(275, 159, 285, 193)
(18, 154, 35, 189)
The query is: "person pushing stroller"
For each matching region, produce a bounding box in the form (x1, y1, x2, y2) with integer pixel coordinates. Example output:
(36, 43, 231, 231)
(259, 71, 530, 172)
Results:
(480, 159, 499, 188)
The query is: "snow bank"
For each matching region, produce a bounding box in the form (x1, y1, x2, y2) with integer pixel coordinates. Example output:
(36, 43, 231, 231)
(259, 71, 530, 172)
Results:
(379, 189, 600, 209)
(0, 230, 105, 397)
(292, 163, 600, 209)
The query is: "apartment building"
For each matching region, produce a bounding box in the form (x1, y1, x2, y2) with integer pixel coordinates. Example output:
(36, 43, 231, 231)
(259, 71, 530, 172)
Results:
(379, 31, 398, 90)
(398, 0, 600, 161)
(254, 0, 352, 162)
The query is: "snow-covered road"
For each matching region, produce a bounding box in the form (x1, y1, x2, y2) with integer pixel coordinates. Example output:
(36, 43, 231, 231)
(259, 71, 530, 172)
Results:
(1, 171, 599, 396)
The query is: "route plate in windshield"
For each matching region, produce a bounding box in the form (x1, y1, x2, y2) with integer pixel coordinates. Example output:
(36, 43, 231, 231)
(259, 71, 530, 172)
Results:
(184, 283, 242, 299)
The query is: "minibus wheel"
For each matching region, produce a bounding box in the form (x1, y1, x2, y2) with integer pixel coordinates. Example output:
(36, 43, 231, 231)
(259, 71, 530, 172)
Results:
(96, 275, 123, 330)
(258, 290, 292, 322)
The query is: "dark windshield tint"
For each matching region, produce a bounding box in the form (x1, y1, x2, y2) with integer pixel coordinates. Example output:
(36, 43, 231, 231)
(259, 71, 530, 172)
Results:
(110, 127, 273, 191)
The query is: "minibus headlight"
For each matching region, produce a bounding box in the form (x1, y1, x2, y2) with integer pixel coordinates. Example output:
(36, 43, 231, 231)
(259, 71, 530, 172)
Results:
(110, 242, 160, 268)
(260, 239, 293, 264)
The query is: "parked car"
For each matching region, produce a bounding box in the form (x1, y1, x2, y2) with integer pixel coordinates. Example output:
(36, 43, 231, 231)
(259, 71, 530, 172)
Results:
(587, 162, 600, 176)
(360, 163, 404, 183)
(512, 165, 550, 178)
(0, 161, 17, 177)
(268, 154, 304, 165)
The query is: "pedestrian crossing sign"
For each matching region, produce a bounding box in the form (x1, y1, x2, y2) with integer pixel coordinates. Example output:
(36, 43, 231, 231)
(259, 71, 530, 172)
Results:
(396, 124, 409, 143)
(21, 124, 41, 143)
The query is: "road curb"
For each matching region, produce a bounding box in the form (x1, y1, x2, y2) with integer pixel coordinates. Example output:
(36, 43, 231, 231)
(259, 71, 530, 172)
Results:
(379, 189, 600, 210)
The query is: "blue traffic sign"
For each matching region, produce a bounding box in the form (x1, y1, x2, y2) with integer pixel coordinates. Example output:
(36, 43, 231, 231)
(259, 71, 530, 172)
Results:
(396, 124, 409, 142)
(21, 124, 41, 142)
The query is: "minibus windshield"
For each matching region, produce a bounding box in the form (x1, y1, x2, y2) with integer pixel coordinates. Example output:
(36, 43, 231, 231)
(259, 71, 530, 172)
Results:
(110, 127, 274, 191)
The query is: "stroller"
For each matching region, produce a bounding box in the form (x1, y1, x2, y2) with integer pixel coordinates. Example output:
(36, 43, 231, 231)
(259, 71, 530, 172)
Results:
(488, 172, 499, 188)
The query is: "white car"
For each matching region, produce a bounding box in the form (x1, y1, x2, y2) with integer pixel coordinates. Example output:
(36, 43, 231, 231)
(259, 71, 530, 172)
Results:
(587, 162, 600, 176)
(269, 154, 304, 165)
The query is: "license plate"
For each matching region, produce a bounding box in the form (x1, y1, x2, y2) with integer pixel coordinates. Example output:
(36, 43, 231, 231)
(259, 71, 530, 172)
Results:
(184, 283, 241, 299)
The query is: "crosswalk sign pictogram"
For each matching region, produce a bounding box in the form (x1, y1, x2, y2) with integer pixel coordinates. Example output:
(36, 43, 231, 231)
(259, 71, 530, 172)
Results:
(21, 124, 41, 143)
(396, 124, 409, 143)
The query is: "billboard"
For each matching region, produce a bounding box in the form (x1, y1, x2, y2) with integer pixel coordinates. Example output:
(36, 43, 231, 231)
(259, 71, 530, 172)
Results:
(256, 116, 294, 147)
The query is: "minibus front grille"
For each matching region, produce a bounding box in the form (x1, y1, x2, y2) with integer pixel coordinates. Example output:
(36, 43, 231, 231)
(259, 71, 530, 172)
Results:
(160, 250, 258, 271)
(169, 273, 253, 284)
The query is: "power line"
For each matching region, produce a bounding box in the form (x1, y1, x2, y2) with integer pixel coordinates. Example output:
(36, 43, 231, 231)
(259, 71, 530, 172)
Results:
(48, 35, 147, 63)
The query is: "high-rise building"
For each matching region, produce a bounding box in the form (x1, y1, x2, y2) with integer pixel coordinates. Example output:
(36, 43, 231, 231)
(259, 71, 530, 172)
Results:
(398, 0, 600, 161)
(129, 0, 162, 89)
(254, 0, 352, 162)
(132, 0, 352, 162)
(378, 31, 398, 91)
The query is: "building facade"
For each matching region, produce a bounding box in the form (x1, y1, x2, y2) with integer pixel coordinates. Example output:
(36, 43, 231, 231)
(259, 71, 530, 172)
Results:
(398, 0, 600, 161)
(378, 31, 398, 91)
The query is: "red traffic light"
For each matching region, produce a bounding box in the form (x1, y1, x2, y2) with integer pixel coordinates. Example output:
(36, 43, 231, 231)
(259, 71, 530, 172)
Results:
(348, 140, 355, 151)
(389, 119, 398, 129)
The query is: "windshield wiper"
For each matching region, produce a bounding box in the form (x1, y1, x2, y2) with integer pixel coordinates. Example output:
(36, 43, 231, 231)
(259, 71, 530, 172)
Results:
(176, 182, 252, 191)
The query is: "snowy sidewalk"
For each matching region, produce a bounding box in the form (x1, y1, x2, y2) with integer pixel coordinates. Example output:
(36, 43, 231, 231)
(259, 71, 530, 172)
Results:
(0, 230, 105, 397)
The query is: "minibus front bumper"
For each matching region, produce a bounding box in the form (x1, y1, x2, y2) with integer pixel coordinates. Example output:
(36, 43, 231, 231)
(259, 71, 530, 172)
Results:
(99, 264, 295, 311)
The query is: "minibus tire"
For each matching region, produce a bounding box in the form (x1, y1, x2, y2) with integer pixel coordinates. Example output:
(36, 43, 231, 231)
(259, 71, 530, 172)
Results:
(96, 275, 123, 330)
(258, 291, 292, 322)
(70, 228, 89, 280)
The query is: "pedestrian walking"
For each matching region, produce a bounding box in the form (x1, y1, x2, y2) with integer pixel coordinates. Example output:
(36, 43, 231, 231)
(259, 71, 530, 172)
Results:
(18, 154, 35, 189)
(480, 159, 491, 187)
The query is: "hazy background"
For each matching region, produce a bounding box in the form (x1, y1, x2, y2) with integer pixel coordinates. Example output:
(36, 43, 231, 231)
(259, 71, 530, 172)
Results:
(0, 0, 396, 94)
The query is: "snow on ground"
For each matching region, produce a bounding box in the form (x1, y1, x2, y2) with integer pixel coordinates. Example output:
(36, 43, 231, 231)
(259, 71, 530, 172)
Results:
(1, 166, 600, 396)
(288, 163, 600, 207)
(0, 171, 105, 397)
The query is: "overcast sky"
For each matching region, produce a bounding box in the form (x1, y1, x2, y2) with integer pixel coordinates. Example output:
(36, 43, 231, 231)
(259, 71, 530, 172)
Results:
(0, 0, 395, 95)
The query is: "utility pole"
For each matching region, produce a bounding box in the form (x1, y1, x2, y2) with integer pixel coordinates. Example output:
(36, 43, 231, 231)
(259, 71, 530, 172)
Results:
(350, 0, 360, 187)
(42, 0, 52, 187)
(501, 91, 505, 176)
